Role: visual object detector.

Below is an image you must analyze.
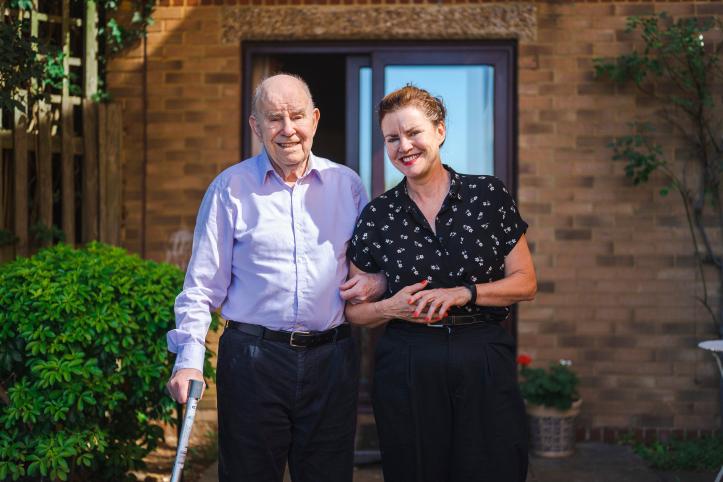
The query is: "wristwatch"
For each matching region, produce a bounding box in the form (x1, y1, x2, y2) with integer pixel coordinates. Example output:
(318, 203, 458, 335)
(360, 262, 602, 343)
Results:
(464, 283, 477, 305)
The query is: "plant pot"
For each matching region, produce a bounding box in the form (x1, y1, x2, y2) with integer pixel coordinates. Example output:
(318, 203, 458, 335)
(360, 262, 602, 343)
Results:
(526, 399, 582, 458)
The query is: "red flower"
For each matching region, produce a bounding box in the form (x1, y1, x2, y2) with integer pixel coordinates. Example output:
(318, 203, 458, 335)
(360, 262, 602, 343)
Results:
(517, 353, 532, 367)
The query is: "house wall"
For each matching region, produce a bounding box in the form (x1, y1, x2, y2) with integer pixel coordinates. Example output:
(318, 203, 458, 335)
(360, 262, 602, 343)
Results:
(108, 1, 722, 437)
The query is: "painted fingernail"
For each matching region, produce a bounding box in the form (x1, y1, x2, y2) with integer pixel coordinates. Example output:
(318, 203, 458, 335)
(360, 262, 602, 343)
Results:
(421, 280, 428, 285)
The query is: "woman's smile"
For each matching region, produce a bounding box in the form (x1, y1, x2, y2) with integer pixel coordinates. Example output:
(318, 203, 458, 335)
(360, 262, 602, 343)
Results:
(400, 153, 421, 166)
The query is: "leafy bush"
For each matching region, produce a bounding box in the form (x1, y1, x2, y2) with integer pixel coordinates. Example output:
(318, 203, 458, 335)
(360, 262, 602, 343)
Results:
(631, 436, 723, 471)
(0, 243, 218, 481)
(517, 355, 580, 411)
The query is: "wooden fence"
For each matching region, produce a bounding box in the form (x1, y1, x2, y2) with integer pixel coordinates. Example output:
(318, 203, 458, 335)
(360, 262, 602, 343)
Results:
(0, 101, 122, 261)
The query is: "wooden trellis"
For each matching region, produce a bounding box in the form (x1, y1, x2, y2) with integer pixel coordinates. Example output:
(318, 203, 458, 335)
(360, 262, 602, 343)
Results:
(0, 0, 122, 261)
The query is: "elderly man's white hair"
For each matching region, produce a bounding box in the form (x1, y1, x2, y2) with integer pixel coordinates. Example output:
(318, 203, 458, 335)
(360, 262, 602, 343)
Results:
(251, 73, 316, 117)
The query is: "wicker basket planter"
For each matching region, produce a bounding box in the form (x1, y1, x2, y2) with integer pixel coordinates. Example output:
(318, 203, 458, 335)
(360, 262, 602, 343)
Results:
(526, 399, 582, 458)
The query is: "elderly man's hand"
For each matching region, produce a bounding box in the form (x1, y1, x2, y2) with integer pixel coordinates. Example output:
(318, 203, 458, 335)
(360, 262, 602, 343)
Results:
(340, 271, 387, 304)
(167, 368, 205, 404)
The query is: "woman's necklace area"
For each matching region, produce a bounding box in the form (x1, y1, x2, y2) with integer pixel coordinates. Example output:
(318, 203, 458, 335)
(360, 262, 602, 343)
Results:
(407, 169, 451, 233)
(407, 169, 451, 209)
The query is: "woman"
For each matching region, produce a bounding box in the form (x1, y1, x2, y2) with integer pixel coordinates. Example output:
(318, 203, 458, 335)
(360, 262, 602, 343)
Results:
(346, 85, 536, 482)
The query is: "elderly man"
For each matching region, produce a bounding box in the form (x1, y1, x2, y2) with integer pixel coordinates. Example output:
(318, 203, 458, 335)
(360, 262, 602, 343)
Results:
(166, 74, 384, 482)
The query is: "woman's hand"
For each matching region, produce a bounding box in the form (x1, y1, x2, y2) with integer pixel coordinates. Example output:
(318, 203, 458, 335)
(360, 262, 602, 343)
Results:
(376, 280, 430, 322)
(407, 286, 472, 323)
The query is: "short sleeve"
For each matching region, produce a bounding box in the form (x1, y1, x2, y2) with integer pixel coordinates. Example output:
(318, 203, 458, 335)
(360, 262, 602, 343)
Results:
(347, 203, 382, 273)
(489, 177, 528, 256)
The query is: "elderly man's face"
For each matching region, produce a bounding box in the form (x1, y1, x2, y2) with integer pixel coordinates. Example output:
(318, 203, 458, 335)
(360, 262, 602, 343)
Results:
(250, 77, 320, 171)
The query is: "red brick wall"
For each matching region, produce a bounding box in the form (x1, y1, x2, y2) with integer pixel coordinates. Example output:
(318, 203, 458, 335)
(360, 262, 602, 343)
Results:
(108, 1, 722, 431)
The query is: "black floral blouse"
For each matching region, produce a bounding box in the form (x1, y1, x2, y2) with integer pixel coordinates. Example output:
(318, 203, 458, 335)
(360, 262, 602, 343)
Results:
(347, 165, 527, 317)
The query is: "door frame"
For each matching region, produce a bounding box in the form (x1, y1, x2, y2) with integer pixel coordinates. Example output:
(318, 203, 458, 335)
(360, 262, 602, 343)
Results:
(242, 41, 518, 197)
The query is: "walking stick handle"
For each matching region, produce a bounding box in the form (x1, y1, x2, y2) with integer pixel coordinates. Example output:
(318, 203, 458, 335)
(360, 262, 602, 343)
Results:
(170, 379, 204, 482)
(187, 379, 204, 400)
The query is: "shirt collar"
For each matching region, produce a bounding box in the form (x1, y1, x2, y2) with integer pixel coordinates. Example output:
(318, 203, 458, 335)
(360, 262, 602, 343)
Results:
(399, 164, 463, 212)
(257, 149, 323, 185)
(446, 165, 463, 202)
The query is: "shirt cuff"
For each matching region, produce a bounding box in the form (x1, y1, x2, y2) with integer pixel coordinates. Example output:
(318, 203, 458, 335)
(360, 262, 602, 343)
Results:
(171, 343, 206, 374)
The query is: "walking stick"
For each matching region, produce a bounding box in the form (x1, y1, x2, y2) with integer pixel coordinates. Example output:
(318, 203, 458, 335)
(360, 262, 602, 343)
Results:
(170, 379, 204, 482)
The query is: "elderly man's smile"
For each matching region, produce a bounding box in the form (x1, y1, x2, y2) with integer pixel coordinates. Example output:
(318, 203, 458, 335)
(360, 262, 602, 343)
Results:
(277, 141, 300, 149)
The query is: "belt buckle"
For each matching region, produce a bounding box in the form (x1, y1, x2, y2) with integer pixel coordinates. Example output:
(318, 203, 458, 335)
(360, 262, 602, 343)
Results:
(426, 320, 448, 328)
(289, 330, 311, 347)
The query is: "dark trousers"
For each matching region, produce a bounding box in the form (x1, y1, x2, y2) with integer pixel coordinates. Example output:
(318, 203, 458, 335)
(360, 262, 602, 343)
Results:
(216, 327, 359, 482)
(373, 322, 528, 482)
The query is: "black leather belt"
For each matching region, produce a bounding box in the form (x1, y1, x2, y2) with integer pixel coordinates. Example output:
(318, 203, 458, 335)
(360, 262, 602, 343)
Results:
(429, 312, 508, 327)
(390, 311, 507, 328)
(225, 320, 351, 347)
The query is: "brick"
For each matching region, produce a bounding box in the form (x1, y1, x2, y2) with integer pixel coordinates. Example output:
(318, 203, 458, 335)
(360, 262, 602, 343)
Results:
(596, 255, 634, 267)
(518, 54, 539, 70)
(539, 109, 575, 122)
(555, 228, 592, 240)
(166, 72, 202, 83)
(676, 390, 714, 403)
(555, 176, 595, 188)
(614, 4, 655, 16)
(148, 59, 184, 71)
(598, 336, 637, 349)
(538, 320, 576, 335)
(696, 3, 723, 15)
(576, 321, 615, 336)
(657, 4, 694, 15)
(204, 73, 240, 84)
(637, 414, 674, 428)
(574, 214, 614, 227)
(539, 84, 576, 96)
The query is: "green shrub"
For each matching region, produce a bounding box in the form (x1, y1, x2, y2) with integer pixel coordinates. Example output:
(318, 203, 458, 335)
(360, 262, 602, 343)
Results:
(632, 436, 723, 471)
(0, 243, 218, 481)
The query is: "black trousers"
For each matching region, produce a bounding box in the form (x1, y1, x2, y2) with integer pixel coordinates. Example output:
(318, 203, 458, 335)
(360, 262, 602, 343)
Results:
(373, 322, 528, 482)
(216, 327, 359, 482)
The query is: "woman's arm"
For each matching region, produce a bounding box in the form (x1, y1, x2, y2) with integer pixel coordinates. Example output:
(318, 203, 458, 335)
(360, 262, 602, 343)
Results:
(408, 234, 537, 321)
(344, 262, 428, 327)
(475, 234, 537, 305)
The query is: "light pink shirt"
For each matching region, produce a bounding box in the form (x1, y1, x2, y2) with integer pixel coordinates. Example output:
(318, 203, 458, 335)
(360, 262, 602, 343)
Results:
(167, 150, 368, 372)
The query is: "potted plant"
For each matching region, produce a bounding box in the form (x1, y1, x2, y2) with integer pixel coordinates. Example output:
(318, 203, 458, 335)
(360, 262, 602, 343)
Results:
(517, 354, 581, 458)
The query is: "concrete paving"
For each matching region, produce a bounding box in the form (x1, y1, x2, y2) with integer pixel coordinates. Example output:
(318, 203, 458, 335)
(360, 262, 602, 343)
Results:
(197, 442, 718, 482)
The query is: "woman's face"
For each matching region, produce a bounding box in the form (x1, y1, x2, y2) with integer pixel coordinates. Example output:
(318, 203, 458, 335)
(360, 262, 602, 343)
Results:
(381, 105, 446, 181)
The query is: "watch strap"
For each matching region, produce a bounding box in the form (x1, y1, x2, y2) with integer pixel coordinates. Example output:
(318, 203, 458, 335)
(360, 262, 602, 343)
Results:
(464, 283, 477, 305)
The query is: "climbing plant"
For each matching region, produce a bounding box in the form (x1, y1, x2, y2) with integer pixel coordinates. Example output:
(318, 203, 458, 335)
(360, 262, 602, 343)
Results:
(594, 13, 723, 337)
